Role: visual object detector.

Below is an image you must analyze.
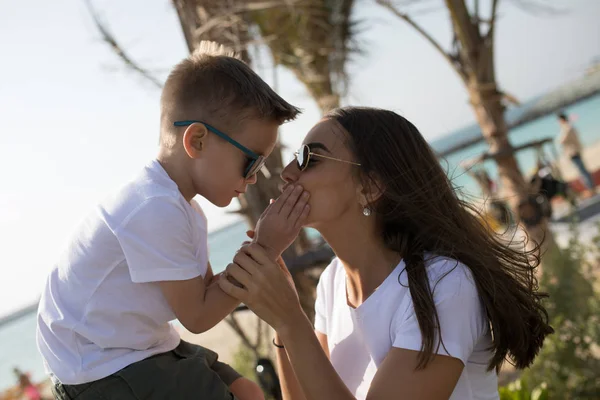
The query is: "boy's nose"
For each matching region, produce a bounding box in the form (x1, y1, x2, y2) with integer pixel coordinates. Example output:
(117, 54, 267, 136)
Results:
(246, 173, 258, 185)
(280, 160, 300, 184)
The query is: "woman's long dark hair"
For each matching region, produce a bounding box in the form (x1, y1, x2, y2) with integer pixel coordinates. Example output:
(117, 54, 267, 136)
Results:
(325, 107, 553, 371)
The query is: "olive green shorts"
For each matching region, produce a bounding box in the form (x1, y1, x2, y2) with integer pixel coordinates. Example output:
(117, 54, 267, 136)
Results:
(52, 340, 241, 399)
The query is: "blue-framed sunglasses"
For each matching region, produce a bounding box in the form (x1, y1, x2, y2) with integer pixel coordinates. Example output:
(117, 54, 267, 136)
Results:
(173, 120, 267, 179)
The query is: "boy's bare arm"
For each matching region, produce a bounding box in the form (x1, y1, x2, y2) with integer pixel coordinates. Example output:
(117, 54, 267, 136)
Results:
(159, 186, 310, 334)
(159, 262, 240, 334)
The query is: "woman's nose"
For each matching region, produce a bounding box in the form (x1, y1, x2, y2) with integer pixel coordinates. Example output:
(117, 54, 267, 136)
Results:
(280, 160, 300, 184)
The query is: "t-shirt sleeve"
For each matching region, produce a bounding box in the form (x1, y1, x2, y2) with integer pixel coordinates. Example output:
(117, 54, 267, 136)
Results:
(191, 199, 208, 225)
(115, 197, 208, 283)
(314, 265, 331, 335)
(392, 263, 486, 365)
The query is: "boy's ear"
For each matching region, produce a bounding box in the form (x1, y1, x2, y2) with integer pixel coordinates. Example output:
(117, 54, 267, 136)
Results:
(182, 123, 209, 159)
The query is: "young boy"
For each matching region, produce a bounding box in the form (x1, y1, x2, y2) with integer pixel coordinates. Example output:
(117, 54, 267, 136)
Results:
(36, 41, 306, 399)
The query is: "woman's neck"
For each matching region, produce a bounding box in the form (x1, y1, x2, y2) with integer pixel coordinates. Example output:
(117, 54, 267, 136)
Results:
(317, 215, 401, 307)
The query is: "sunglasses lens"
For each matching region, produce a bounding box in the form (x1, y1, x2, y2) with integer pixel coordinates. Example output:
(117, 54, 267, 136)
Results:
(245, 156, 265, 178)
(297, 145, 309, 170)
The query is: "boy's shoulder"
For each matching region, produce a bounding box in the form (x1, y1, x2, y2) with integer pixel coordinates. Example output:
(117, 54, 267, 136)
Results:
(100, 160, 187, 229)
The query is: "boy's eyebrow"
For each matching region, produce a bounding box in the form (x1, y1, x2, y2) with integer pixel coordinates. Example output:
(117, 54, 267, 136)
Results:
(306, 142, 331, 153)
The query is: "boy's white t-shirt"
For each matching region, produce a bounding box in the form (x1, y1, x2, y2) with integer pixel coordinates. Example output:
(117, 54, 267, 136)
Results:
(314, 256, 499, 400)
(37, 159, 209, 385)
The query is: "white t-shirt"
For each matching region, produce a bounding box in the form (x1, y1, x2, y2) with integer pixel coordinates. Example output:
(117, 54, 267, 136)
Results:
(36, 160, 209, 385)
(314, 256, 499, 400)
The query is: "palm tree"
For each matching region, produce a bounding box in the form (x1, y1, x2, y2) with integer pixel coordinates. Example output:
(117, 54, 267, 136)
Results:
(375, 0, 558, 259)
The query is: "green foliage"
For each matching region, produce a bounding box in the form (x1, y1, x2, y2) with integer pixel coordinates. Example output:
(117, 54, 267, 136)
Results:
(517, 220, 600, 398)
(231, 344, 280, 400)
(231, 344, 260, 385)
(499, 379, 548, 400)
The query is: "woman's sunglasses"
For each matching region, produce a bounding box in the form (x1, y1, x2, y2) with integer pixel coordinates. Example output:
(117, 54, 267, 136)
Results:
(174, 120, 266, 179)
(294, 144, 361, 171)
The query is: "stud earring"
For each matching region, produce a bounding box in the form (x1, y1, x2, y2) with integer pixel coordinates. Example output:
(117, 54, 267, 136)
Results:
(363, 206, 371, 216)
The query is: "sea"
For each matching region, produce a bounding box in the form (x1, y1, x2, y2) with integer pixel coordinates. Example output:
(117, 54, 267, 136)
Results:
(1, 93, 599, 391)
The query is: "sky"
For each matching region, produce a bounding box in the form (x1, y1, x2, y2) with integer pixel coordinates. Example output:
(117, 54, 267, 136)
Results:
(1, 0, 599, 318)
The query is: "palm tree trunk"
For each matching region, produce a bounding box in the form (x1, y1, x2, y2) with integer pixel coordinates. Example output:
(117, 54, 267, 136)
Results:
(466, 78, 556, 261)
(444, 0, 557, 267)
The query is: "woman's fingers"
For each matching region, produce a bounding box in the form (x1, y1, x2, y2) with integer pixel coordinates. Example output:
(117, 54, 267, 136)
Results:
(242, 245, 297, 296)
(218, 277, 247, 300)
(237, 244, 286, 279)
(225, 263, 253, 289)
(223, 244, 303, 330)
(233, 249, 261, 275)
(243, 243, 283, 268)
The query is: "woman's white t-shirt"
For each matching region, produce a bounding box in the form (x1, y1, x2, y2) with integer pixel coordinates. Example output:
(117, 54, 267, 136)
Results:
(314, 256, 499, 400)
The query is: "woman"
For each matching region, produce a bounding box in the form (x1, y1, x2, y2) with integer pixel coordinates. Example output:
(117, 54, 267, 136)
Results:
(219, 107, 553, 400)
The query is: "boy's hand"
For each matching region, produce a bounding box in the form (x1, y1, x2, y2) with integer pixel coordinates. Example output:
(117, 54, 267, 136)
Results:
(253, 185, 310, 260)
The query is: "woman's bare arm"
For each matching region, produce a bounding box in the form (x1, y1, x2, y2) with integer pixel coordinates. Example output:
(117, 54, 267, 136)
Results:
(276, 330, 329, 400)
(279, 313, 464, 400)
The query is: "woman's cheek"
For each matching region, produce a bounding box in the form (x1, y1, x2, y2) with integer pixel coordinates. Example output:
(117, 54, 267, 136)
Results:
(310, 191, 341, 221)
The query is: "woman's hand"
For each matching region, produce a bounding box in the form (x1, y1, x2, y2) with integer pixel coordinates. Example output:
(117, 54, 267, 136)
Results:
(245, 230, 297, 299)
(219, 243, 303, 331)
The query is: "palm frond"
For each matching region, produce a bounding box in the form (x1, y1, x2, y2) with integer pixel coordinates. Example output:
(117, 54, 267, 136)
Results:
(84, 0, 163, 88)
(250, 0, 360, 112)
(172, 0, 253, 62)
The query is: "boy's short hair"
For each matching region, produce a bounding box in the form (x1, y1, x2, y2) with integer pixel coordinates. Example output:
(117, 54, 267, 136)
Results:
(160, 41, 301, 147)
(557, 112, 568, 121)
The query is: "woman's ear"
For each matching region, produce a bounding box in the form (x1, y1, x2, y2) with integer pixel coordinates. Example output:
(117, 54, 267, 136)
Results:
(182, 123, 208, 159)
(356, 175, 385, 207)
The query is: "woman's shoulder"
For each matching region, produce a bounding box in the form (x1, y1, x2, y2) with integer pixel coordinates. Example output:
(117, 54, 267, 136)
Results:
(399, 255, 478, 300)
(428, 255, 478, 299)
(314, 258, 344, 312)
